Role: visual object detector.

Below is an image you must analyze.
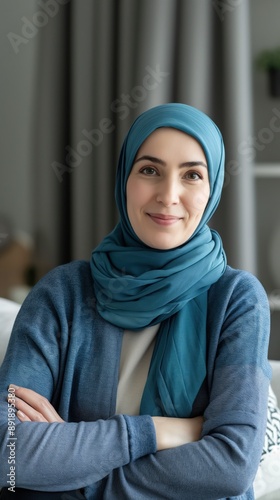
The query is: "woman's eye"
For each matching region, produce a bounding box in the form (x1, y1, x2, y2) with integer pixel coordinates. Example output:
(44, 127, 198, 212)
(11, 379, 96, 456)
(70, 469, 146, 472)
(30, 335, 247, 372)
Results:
(140, 166, 158, 176)
(184, 171, 202, 181)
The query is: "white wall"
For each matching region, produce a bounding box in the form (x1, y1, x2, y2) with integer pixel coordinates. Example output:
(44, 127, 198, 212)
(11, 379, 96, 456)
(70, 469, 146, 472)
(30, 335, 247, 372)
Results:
(0, 1, 37, 235)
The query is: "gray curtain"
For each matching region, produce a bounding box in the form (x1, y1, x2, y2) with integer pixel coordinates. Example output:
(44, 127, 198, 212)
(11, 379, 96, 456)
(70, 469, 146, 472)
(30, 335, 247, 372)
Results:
(32, 0, 256, 274)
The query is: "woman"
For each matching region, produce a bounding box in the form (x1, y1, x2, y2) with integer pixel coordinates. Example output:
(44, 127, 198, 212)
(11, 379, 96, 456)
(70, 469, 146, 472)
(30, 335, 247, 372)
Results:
(0, 103, 271, 499)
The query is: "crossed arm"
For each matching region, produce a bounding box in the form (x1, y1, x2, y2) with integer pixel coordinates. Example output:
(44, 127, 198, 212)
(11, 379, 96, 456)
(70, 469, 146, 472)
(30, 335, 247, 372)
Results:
(1, 267, 271, 497)
(8, 384, 204, 451)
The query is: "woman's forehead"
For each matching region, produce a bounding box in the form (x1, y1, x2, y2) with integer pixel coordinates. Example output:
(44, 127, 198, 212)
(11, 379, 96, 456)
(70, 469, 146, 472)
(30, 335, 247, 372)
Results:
(134, 127, 207, 162)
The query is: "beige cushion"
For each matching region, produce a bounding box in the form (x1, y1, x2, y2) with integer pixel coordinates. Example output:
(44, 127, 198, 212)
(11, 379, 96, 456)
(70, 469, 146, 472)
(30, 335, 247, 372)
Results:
(0, 298, 20, 365)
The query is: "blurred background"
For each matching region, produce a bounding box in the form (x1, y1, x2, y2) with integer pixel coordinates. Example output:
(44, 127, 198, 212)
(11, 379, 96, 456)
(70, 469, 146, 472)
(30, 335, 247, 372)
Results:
(0, 0, 280, 356)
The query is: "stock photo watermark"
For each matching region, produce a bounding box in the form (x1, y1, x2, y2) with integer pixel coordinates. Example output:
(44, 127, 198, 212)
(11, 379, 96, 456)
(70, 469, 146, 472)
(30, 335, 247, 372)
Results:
(51, 64, 170, 182)
(223, 107, 280, 188)
(7, 0, 70, 55)
(239, 107, 280, 161)
(7, 387, 17, 492)
(212, 0, 244, 22)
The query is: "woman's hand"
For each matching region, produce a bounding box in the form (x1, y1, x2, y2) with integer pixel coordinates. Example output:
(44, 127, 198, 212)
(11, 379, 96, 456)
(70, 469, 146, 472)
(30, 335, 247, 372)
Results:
(152, 415, 203, 451)
(8, 385, 64, 423)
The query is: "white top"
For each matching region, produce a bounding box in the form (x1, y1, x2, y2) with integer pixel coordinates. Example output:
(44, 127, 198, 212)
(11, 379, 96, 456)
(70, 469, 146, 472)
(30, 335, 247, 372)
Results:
(116, 324, 160, 415)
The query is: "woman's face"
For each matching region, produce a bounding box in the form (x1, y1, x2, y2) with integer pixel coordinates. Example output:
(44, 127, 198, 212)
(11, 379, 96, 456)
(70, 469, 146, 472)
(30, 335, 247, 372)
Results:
(126, 128, 210, 250)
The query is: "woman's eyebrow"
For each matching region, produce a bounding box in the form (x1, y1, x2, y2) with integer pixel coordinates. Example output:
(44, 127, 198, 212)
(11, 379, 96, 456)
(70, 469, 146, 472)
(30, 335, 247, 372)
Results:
(134, 155, 207, 169)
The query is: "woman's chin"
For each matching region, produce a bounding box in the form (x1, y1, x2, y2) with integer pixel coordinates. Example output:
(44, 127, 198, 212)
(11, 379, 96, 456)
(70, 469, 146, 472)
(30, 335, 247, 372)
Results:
(143, 235, 188, 250)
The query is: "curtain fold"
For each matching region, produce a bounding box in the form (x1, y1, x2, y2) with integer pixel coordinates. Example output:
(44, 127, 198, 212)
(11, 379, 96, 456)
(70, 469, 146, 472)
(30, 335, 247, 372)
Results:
(70, 0, 118, 258)
(32, 0, 256, 274)
(222, 0, 256, 273)
(175, 0, 215, 114)
(32, 1, 72, 270)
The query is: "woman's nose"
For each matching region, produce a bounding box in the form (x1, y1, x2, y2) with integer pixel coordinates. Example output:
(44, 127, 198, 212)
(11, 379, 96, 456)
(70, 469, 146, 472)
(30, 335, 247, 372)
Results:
(156, 178, 180, 206)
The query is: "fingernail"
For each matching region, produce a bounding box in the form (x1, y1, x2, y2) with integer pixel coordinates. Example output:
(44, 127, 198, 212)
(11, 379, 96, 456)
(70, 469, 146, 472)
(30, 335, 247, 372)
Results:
(17, 410, 26, 419)
(8, 384, 19, 391)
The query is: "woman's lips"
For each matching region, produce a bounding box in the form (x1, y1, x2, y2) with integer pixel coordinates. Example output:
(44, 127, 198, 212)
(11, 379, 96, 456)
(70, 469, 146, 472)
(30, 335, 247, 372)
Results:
(147, 213, 182, 226)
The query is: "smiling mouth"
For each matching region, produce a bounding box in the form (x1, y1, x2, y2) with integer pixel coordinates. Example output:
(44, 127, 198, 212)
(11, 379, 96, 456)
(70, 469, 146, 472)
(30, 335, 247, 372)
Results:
(147, 213, 182, 226)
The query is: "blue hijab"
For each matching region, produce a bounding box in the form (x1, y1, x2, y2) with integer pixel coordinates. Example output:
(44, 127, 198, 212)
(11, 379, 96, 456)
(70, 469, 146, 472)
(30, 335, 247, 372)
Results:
(91, 103, 226, 417)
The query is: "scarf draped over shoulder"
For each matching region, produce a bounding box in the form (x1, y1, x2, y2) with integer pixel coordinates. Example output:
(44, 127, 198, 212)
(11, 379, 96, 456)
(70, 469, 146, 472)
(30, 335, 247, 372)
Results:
(90, 103, 226, 417)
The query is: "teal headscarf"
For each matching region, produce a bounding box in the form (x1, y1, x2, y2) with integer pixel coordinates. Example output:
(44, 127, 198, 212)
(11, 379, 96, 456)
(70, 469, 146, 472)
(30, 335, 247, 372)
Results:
(91, 103, 226, 417)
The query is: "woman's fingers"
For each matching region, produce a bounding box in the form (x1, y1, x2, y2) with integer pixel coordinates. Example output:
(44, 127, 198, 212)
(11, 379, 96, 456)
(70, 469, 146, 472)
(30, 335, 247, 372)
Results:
(8, 385, 64, 423)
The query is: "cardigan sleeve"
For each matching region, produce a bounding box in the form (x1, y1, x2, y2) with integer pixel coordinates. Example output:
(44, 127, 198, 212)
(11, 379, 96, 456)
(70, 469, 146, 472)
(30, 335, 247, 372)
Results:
(0, 264, 156, 493)
(101, 269, 272, 500)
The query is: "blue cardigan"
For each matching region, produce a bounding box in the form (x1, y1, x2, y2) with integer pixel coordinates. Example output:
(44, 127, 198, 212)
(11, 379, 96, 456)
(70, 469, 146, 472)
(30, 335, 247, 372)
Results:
(0, 261, 271, 499)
